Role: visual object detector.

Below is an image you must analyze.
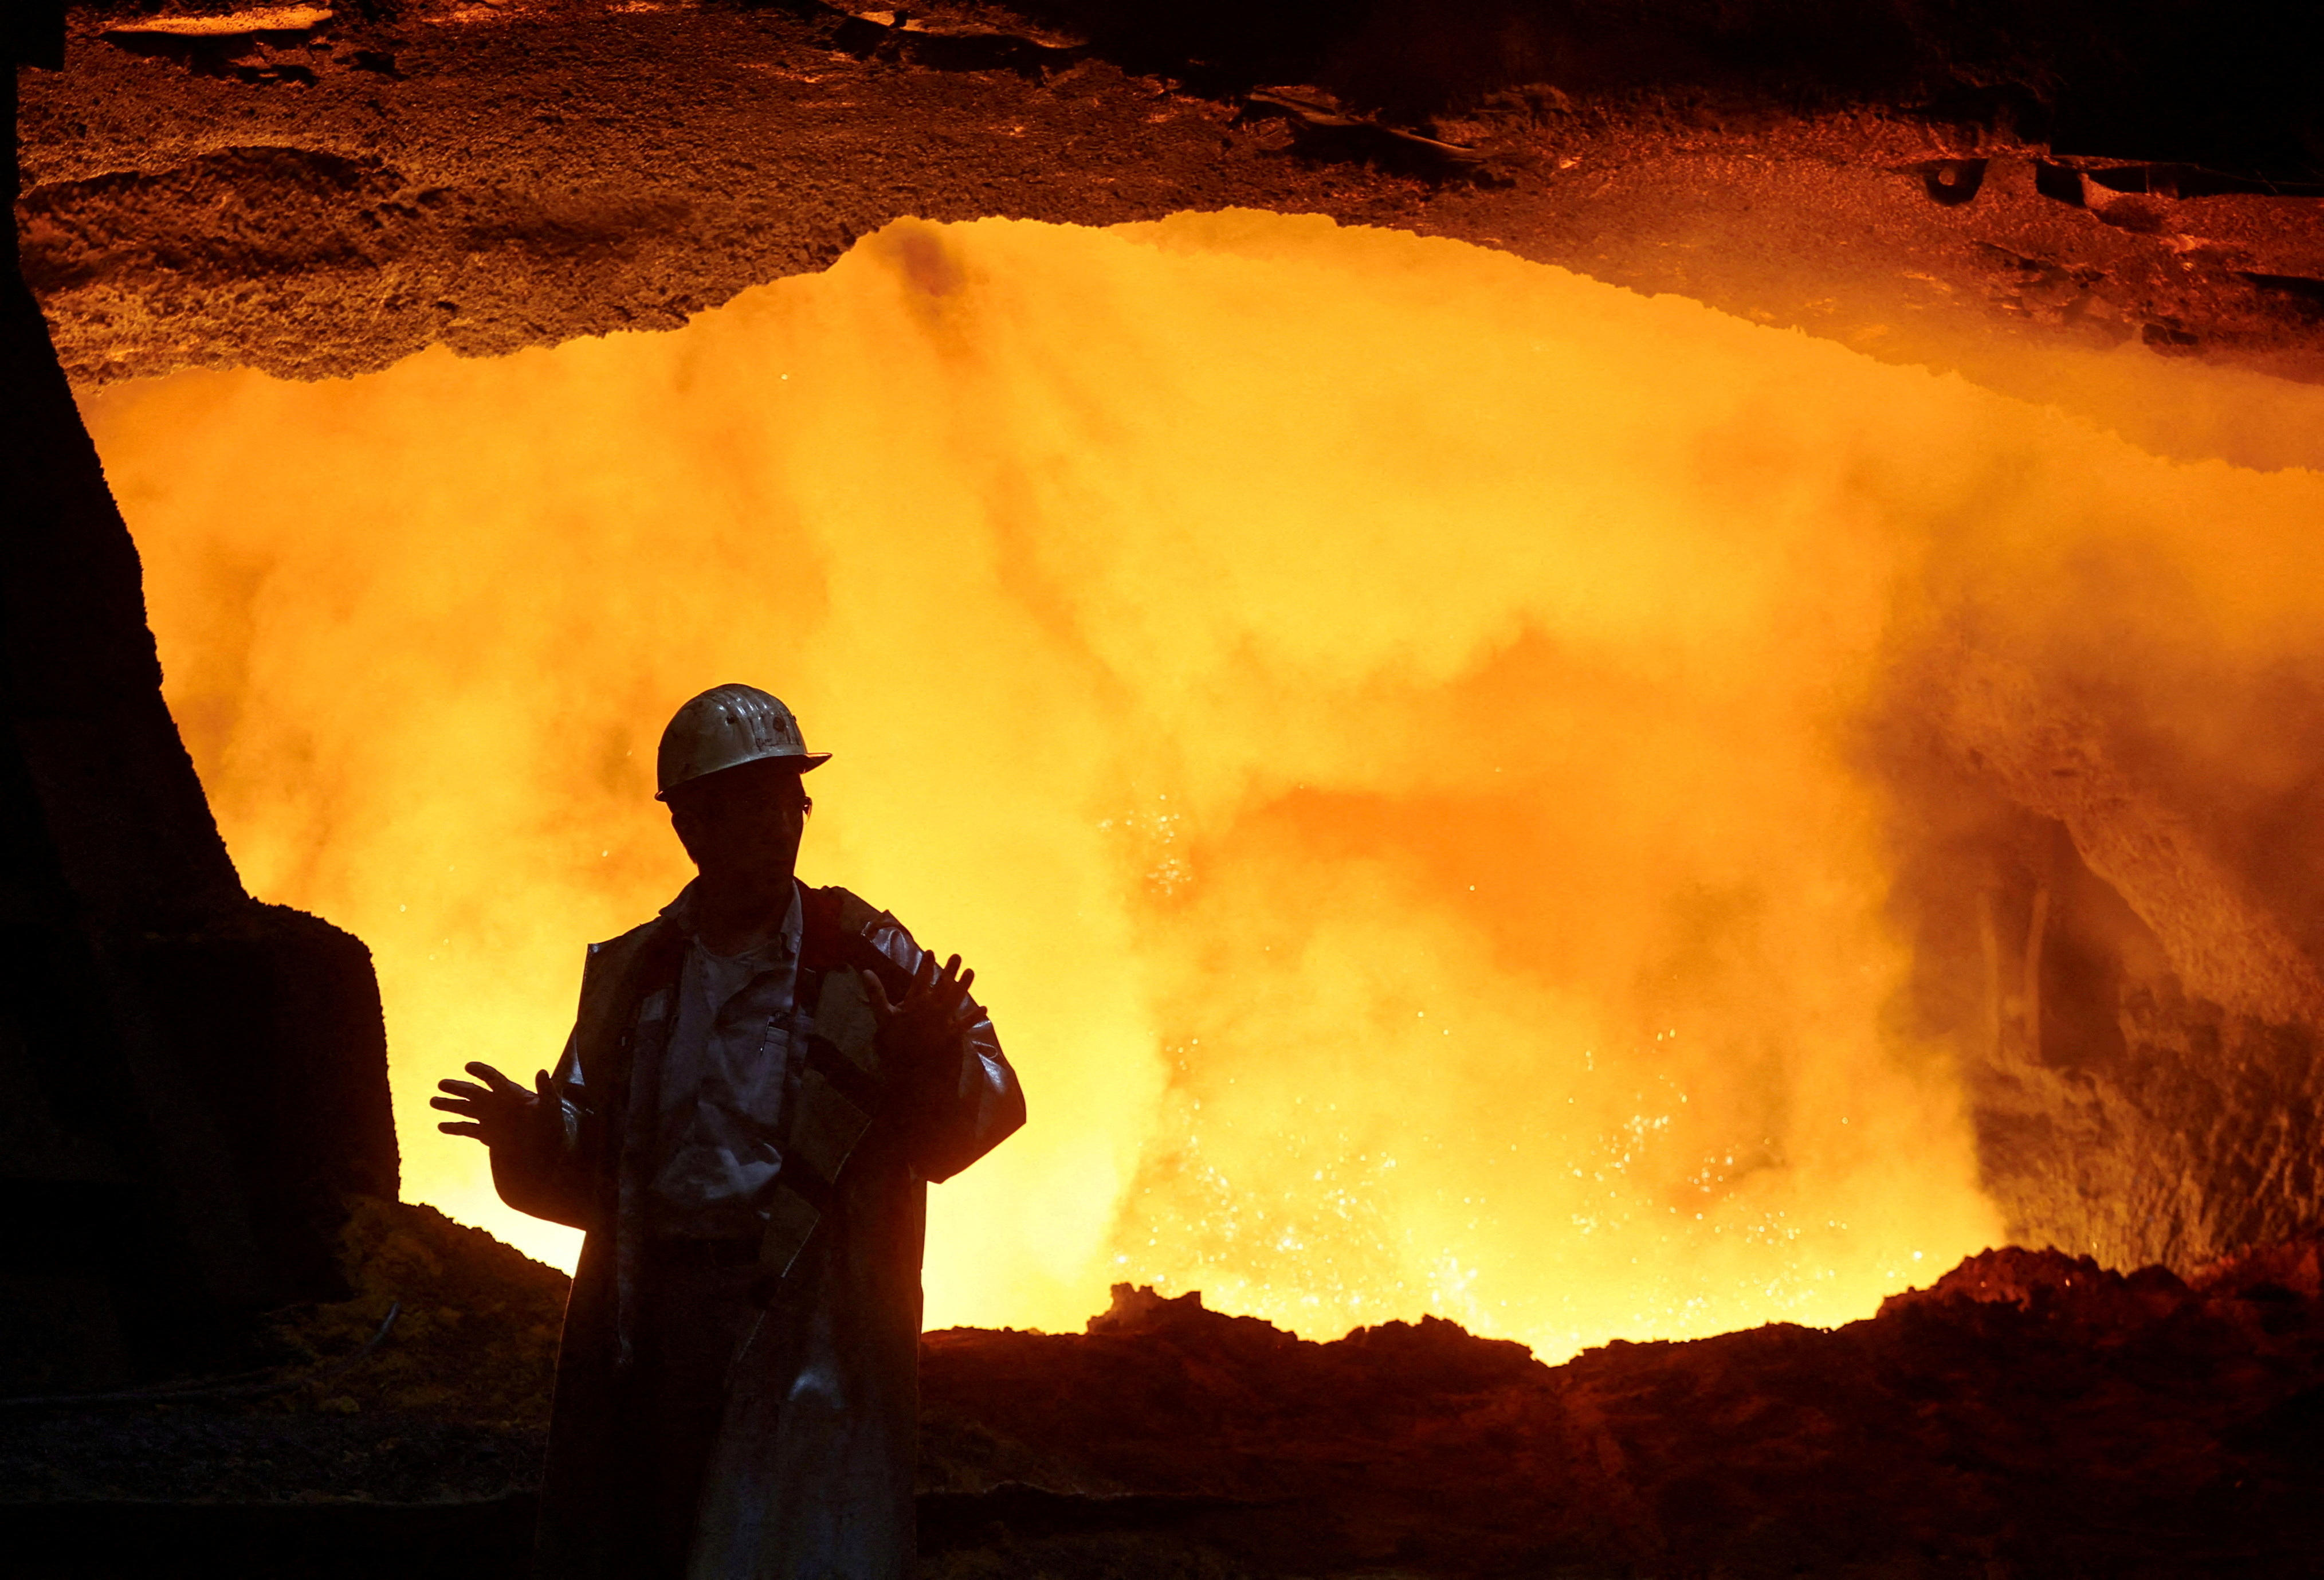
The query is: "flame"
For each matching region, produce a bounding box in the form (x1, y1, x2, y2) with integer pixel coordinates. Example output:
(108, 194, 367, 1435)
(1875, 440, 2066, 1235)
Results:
(80, 210, 2324, 1356)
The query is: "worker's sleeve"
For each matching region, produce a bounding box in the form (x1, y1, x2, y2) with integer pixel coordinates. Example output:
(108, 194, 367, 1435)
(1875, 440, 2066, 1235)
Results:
(488, 1026, 600, 1229)
(913, 1009, 1024, 1183)
(862, 911, 1026, 1183)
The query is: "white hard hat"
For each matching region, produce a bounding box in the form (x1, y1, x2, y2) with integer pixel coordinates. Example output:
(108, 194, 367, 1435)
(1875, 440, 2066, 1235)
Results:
(655, 684, 829, 801)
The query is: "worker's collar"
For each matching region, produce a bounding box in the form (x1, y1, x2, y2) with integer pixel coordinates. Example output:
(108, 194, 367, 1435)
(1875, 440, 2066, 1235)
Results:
(660, 877, 803, 962)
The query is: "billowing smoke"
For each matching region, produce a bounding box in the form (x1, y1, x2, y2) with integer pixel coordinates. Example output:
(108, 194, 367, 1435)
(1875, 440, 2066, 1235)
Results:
(81, 211, 2324, 1356)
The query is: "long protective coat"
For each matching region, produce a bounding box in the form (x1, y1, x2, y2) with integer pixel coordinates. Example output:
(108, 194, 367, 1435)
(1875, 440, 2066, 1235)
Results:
(491, 883, 1024, 1579)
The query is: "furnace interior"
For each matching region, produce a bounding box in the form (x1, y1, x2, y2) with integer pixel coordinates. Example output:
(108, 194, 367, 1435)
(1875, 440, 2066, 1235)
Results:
(78, 210, 2324, 1358)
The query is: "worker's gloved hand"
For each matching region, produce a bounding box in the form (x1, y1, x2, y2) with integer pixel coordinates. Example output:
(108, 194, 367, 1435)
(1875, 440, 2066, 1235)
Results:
(859, 953, 978, 1093)
(431, 1061, 556, 1149)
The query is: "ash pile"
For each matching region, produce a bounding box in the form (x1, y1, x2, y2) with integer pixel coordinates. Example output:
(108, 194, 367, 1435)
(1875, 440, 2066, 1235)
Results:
(9, 1205, 2323, 1578)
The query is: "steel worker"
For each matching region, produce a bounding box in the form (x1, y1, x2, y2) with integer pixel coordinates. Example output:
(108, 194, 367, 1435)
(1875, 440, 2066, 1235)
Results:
(433, 684, 1024, 1579)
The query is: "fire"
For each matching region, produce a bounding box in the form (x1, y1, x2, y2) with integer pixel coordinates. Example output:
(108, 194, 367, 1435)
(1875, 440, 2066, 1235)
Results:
(78, 210, 2324, 1357)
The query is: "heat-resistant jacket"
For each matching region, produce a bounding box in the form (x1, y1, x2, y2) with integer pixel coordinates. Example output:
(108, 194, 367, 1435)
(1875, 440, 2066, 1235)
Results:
(492, 881, 1025, 1579)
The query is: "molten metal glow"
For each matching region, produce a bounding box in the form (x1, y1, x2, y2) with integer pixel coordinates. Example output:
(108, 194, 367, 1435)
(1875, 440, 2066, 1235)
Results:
(84, 212, 2323, 1356)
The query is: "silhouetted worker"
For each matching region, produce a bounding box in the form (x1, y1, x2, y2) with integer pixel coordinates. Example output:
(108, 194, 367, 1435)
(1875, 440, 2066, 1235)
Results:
(433, 684, 1024, 1579)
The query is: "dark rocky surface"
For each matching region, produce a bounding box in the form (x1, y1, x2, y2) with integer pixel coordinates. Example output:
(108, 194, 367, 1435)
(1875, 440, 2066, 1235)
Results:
(0, 1199, 554, 1577)
(1867, 649, 2324, 1278)
(8, 1199, 2322, 1577)
(4, 36, 397, 1397)
(16, 0, 2324, 394)
(918, 1248, 2324, 1576)
(0, 1201, 558, 1501)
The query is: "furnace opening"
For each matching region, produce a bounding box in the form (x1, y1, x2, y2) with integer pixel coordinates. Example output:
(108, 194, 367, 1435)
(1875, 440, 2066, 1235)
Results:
(77, 210, 2324, 1359)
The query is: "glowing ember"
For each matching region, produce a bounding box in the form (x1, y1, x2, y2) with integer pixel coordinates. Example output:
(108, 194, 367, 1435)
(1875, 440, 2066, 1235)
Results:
(83, 211, 2314, 1357)
(105, 7, 334, 35)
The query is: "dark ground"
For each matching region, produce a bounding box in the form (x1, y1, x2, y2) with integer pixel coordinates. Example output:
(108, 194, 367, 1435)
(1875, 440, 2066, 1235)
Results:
(5, 1198, 2321, 1578)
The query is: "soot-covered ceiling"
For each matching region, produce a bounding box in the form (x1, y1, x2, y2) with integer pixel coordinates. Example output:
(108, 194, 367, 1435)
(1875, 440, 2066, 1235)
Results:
(15, 0, 2324, 387)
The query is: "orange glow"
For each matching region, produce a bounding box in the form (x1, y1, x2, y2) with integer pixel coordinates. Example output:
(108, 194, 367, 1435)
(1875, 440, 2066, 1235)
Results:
(81, 211, 2324, 1357)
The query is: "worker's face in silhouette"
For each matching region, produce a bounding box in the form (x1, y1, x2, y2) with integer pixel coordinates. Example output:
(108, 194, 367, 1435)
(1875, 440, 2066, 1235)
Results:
(666, 758, 810, 884)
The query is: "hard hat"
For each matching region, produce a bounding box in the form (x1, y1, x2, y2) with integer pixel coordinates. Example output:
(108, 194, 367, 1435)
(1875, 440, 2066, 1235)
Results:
(655, 684, 829, 801)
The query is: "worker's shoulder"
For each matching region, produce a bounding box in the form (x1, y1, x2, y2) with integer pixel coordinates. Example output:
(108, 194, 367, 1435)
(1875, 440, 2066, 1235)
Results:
(803, 883, 922, 971)
(583, 914, 668, 970)
(806, 883, 898, 938)
(576, 887, 915, 970)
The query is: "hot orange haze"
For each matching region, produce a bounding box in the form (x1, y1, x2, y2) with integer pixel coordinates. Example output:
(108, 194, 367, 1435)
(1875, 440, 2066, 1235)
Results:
(77, 212, 2324, 1358)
